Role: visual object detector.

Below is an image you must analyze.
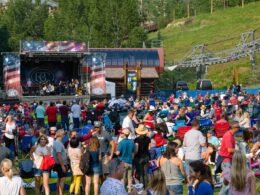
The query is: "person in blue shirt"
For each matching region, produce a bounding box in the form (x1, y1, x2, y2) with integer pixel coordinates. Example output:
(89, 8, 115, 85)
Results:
(207, 130, 220, 148)
(188, 160, 214, 195)
(116, 128, 135, 192)
(35, 101, 45, 128)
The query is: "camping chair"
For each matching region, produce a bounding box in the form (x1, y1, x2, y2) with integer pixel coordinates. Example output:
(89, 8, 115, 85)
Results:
(214, 122, 230, 138)
(19, 160, 35, 189)
(173, 120, 186, 132)
(20, 135, 33, 158)
(199, 118, 213, 134)
(176, 126, 192, 140)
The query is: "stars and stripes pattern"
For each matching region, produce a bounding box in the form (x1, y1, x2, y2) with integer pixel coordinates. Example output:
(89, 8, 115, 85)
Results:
(3, 53, 21, 97)
(90, 55, 106, 95)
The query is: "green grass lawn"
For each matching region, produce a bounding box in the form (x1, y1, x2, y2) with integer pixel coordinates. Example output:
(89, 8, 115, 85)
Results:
(148, 1, 260, 89)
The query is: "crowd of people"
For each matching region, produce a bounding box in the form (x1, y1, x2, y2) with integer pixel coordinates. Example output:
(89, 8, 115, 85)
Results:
(0, 89, 259, 195)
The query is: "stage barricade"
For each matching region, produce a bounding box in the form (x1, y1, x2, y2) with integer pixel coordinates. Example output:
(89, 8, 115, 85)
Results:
(155, 88, 260, 98)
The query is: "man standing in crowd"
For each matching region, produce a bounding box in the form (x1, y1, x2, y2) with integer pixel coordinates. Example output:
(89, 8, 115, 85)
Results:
(59, 101, 70, 131)
(71, 100, 81, 128)
(35, 101, 45, 128)
(122, 110, 135, 139)
(46, 102, 58, 128)
(183, 119, 206, 175)
(100, 158, 137, 195)
(218, 121, 240, 170)
(0, 140, 13, 163)
(53, 129, 67, 195)
(116, 128, 135, 192)
(93, 121, 115, 181)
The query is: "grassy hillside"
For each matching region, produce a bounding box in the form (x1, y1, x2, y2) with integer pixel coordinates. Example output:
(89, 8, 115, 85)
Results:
(149, 2, 260, 89)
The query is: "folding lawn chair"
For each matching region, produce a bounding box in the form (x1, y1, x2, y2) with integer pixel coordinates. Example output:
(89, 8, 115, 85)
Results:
(21, 135, 33, 158)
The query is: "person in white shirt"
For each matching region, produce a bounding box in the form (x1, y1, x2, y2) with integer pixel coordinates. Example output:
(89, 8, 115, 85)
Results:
(183, 119, 206, 175)
(0, 159, 25, 195)
(71, 100, 81, 128)
(122, 110, 135, 140)
(30, 135, 51, 195)
(2, 115, 17, 157)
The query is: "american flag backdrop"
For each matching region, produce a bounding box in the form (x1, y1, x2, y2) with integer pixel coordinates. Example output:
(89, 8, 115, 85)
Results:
(21, 41, 87, 52)
(3, 53, 21, 97)
(90, 54, 106, 95)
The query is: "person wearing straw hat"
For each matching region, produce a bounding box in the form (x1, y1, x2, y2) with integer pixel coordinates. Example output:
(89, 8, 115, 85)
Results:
(134, 124, 151, 187)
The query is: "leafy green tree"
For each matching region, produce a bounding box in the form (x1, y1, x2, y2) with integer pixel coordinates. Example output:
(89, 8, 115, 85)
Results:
(2, 0, 49, 50)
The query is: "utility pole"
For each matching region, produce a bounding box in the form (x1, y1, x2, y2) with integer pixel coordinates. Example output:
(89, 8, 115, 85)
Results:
(242, 0, 244, 8)
(187, 0, 190, 18)
(211, 0, 214, 14)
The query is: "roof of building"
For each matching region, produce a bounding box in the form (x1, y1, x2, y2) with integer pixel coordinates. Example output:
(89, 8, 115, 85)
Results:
(89, 49, 161, 68)
(105, 67, 159, 79)
(105, 68, 124, 79)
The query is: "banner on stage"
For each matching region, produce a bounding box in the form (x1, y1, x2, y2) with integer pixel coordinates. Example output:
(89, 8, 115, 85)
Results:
(3, 53, 21, 97)
(90, 54, 106, 95)
(21, 41, 87, 52)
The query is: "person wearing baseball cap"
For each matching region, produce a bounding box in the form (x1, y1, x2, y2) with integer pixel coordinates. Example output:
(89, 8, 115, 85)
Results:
(92, 121, 115, 181)
(116, 128, 135, 191)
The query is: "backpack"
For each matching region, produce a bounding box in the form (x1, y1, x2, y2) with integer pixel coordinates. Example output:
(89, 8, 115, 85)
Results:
(80, 149, 90, 174)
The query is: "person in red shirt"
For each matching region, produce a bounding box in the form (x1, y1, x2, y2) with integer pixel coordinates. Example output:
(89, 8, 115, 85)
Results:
(218, 121, 240, 170)
(230, 94, 238, 106)
(143, 106, 155, 130)
(46, 102, 58, 127)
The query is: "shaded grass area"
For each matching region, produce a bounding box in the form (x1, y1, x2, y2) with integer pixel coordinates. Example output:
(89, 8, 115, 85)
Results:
(149, 2, 260, 89)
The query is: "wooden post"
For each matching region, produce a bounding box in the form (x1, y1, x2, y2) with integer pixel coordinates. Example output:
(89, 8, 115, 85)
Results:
(123, 63, 128, 96)
(187, 0, 190, 18)
(211, 0, 213, 14)
(136, 64, 142, 99)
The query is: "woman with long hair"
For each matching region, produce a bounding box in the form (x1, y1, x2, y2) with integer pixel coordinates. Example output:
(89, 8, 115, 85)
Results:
(175, 107, 187, 120)
(85, 137, 101, 195)
(30, 135, 51, 195)
(0, 159, 25, 195)
(239, 112, 251, 129)
(68, 137, 84, 195)
(188, 160, 214, 195)
(223, 151, 257, 195)
(142, 168, 174, 195)
(238, 129, 254, 162)
(158, 142, 186, 195)
(2, 114, 18, 158)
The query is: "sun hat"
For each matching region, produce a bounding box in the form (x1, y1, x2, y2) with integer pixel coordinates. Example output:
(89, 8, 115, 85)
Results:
(135, 124, 148, 135)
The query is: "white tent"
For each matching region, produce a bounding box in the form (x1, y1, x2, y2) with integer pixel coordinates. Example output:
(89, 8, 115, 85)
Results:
(105, 81, 116, 98)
